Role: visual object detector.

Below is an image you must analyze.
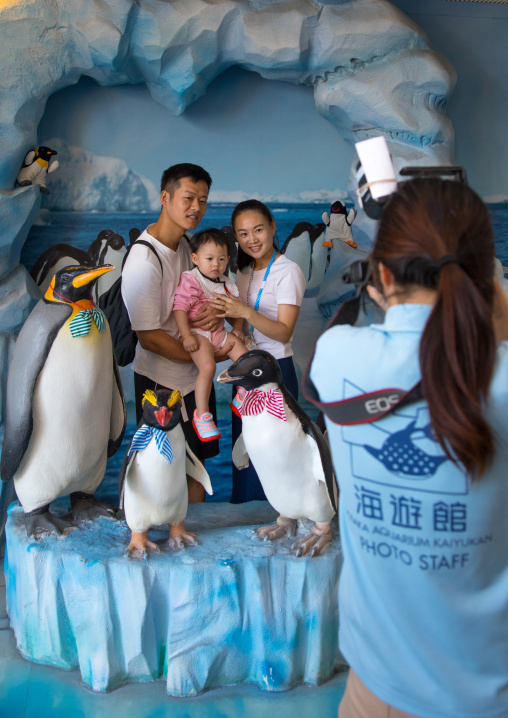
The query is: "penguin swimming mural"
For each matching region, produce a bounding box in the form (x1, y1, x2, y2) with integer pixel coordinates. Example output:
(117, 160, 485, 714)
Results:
(218, 351, 337, 557)
(88, 229, 126, 304)
(119, 389, 213, 559)
(0, 264, 126, 539)
(15, 145, 59, 194)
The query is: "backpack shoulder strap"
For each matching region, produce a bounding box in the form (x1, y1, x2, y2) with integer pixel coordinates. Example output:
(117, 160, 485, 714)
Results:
(122, 239, 163, 273)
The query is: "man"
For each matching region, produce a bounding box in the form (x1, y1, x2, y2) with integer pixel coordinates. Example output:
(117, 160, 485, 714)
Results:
(122, 163, 231, 505)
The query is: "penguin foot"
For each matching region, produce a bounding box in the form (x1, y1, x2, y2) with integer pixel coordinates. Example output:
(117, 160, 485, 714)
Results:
(24, 510, 76, 540)
(17, 180, 32, 187)
(39, 186, 50, 195)
(70, 493, 116, 523)
(125, 532, 160, 560)
(167, 522, 198, 550)
(292, 523, 332, 558)
(254, 515, 297, 541)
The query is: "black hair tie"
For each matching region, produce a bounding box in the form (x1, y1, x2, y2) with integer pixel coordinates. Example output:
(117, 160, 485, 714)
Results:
(436, 255, 460, 270)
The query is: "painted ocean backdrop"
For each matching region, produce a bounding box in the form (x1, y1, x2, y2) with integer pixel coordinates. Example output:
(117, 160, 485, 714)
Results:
(19, 202, 508, 504)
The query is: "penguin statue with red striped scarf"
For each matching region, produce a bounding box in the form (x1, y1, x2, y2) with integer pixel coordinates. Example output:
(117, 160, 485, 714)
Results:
(218, 350, 338, 556)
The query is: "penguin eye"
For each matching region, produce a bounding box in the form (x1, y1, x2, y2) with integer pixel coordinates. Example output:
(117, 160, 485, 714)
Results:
(252, 369, 263, 377)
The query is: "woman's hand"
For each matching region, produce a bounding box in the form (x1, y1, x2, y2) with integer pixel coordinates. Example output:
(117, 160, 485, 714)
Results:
(182, 334, 199, 352)
(210, 293, 251, 321)
(190, 301, 221, 331)
(231, 327, 245, 342)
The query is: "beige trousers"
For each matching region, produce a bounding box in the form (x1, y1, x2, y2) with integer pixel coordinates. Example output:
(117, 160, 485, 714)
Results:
(339, 669, 420, 718)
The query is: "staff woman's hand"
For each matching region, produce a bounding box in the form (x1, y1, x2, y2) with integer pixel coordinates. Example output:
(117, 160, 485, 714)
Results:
(210, 293, 251, 320)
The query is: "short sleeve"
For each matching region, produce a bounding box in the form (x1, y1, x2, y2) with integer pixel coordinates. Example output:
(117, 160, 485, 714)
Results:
(173, 272, 203, 313)
(275, 262, 306, 306)
(121, 247, 163, 331)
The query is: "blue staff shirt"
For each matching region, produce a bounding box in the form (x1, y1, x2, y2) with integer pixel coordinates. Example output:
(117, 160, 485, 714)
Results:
(310, 303, 508, 718)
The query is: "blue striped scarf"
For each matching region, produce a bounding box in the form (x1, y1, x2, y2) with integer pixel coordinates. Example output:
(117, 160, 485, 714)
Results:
(69, 308, 107, 337)
(128, 425, 173, 464)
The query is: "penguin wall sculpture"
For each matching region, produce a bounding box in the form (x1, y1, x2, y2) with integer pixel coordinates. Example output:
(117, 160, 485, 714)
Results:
(0, 264, 126, 539)
(88, 230, 126, 304)
(119, 389, 213, 559)
(16, 145, 59, 194)
(218, 350, 338, 556)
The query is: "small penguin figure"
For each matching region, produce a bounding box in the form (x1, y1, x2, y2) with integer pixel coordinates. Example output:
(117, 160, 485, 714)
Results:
(16, 146, 59, 195)
(218, 351, 338, 557)
(322, 200, 356, 249)
(119, 389, 213, 559)
(88, 229, 126, 303)
(0, 264, 126, 539)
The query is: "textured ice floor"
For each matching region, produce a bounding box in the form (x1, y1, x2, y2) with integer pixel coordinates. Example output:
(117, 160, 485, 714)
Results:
(5, 500, 343, 697)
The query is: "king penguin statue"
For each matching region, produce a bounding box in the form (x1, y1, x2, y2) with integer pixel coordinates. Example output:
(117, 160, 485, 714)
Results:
(0, 264, 126, 539)
(218, 350, 338, 556)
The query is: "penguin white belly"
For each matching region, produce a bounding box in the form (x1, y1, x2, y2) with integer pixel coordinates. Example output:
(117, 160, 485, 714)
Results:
(14, 323, 114, 512)
(123, 424, 188, 532)
(96, 246, 124, 298)
(242, 411, 334, 524)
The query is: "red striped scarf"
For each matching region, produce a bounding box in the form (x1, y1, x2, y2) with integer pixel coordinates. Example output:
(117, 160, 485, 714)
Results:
(240, 389, 286, 421)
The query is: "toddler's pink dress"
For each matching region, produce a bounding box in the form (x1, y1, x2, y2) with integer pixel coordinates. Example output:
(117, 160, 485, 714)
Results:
(173, 267, 240, 351)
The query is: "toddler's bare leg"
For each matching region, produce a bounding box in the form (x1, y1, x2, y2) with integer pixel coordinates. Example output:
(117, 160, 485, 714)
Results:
(190, 334, 217, 416)
(225, 333, 249, 362)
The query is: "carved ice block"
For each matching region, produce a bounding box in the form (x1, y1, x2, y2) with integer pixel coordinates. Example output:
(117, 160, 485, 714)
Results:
(5, 500, 343, 696)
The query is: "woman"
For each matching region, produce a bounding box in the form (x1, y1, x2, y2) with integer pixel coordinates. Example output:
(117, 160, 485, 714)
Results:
(211, 199, 306, 502)
(310, 177, 508, 718)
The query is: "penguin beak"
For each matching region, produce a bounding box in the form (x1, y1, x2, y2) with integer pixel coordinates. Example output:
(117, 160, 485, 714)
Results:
(217, 368, 238, 384)
(72, 265, 114, 288)
(155, 407, 171, 427)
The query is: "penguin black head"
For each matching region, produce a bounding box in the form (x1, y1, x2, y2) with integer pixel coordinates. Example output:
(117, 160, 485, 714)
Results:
(45, 264, 114, 304)
(330, 200, 347, 216)
(97, 230, 124, 251)
(217, 350, 283, 391)
(141, 389, 182, 431)
(36, 146, 58, 161)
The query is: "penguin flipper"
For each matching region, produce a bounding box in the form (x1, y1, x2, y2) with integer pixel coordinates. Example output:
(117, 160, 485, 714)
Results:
(108, 351, 126, 457)
(282, 388, 338, 514)
(24, 150, 35, 166)
(232, 433, 250, 470)
(185, 443, 213, 496)
(0, 300, 72, 482)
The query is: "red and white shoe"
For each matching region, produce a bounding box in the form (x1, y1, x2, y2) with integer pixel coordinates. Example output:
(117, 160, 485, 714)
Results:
(230, 387, 246, 418)
(192, 410, 221, 442)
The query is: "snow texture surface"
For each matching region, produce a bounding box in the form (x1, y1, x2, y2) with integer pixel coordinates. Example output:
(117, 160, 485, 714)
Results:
(5, 500, 343, 696)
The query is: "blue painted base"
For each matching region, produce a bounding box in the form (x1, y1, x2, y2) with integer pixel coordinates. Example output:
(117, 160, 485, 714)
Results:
(5, 500, 344, 697)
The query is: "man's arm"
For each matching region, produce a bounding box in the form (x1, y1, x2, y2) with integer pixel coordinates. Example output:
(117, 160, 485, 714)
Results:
(136, 328, 192, 363)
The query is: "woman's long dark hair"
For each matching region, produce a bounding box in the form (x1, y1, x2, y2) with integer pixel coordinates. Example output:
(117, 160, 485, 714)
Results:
(231, 199, 276, 271)
(373, 178, 496, 479)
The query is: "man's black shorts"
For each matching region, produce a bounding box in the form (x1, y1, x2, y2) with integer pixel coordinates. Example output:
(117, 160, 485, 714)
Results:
(134, 372, 220, 462)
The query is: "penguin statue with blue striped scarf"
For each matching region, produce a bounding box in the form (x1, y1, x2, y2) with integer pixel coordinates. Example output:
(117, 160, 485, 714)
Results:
(119, 389, 213, 559)
(0, 264, 126, 539)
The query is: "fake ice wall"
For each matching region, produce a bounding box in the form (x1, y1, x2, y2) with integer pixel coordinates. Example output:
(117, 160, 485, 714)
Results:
(0, 0, 455, 483)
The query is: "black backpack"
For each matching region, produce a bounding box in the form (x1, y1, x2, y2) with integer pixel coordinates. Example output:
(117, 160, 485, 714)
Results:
(99, 239, 162, 367)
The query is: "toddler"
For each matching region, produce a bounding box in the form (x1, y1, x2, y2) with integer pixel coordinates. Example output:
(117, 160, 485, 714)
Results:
(174, 228, 247, 442)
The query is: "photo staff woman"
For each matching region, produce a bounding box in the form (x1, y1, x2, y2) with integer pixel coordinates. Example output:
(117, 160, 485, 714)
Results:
(310, 178, 508, 718)
(211, 199, 306, 502)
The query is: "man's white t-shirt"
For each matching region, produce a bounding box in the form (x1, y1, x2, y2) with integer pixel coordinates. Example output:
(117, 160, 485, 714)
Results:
(121, 229, 198, 394)
(235, 254, 306, 359)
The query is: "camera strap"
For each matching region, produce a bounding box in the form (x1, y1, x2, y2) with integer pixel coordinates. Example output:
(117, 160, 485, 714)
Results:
(302, 296, 423, 426)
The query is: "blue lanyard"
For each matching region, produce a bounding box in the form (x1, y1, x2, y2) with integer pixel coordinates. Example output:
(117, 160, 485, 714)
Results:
(246, 249, 277, 336)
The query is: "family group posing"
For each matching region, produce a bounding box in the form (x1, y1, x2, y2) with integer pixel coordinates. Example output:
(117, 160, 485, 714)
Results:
(121, 162, 306, 534)
(122, 161, 508, 718)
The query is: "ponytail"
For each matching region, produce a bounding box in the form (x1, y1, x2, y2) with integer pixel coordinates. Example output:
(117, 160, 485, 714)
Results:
(374, 178, 496, 479)
(420, 263, 496, 478)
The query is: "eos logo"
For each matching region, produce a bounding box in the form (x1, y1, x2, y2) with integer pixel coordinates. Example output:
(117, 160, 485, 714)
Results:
(365, 394, 400, 414)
